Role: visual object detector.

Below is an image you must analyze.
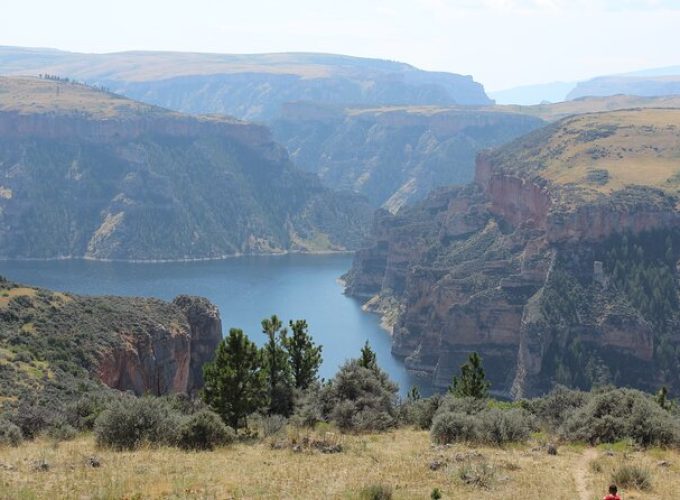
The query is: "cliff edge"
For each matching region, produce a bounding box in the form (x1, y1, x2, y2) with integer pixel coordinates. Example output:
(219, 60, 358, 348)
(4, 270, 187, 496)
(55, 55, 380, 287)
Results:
(346, 108, 680, 397)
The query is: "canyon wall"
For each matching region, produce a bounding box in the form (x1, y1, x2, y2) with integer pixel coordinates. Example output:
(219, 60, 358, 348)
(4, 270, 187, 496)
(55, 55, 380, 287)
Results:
(347, 136, 680, 397)
(96, 296, 222, 395)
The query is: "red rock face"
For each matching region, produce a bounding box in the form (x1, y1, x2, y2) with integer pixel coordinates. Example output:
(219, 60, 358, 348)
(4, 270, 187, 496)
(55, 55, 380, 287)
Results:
(96, 296, 222, 396)
(347, 151, 677, 397)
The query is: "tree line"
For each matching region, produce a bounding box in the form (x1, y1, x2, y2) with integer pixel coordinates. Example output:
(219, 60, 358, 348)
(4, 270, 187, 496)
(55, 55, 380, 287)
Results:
(202, 315, 322, 428)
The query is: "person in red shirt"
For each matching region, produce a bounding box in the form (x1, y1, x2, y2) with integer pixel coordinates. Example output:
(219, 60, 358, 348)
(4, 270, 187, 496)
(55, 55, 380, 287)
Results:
(603, 484, 622, 500)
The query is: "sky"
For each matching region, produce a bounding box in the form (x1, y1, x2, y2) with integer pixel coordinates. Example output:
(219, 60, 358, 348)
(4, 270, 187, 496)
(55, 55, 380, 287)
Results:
(1, 0, 679, 91)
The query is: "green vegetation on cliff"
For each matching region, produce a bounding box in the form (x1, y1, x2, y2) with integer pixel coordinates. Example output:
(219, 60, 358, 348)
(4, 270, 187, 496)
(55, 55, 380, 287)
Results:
(346, 108, 680, 397)
(0, 77, 372, 260)
(0, 277, 221, 412)
(272, 104, 544, 210)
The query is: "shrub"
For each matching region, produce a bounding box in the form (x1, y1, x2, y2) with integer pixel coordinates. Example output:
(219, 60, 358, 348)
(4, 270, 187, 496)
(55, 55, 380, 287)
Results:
(436, 395, 487, 416)
(525, 385, 587, 430)
(47, 421, 78, 442)
(457, 461, 495, 489)
(255, 414, 287, 437)
(430, 412, 477, 444)
(178, 410, 235, 451)
(291, 384, 325, 427)
(0, 418, 23, 447)
(559, 388, 680, 446)
(477, 408, 533, 445)
(94, 396, 181, 450)
(9, 403, 53, 439)
(612, 464, 652, 491)
(359, 483, 393, 500)
(430, 408, 532, 446)
(65, 394, 111, 431)
(323, 360, 398, 432)
(400, 395, 441, 429)
(626, 398, 680, 446)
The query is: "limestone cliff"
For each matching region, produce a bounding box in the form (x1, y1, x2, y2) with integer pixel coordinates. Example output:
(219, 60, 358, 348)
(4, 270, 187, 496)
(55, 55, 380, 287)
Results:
(346, 108, 680, 397)
(0, 279, 222, 403)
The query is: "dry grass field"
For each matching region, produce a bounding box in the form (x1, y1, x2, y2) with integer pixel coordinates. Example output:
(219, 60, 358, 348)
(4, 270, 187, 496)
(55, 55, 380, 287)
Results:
(0, 76, 161, 118)
(1, 429, 678, 499)
(538, 109, 680, 194)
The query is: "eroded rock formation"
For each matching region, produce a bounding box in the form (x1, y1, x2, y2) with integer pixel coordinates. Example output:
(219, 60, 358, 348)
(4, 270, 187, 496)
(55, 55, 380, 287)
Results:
(97, 296, 222, 395)
(346, 109, 680, 397)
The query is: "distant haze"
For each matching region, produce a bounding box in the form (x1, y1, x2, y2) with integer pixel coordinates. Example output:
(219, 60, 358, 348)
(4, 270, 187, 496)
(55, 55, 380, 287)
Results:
(1, 0, 679, 91)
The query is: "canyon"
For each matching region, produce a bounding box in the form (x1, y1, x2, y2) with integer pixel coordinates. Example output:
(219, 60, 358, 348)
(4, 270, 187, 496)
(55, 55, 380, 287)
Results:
(0, 77, 372, 260)
(346, 108, 680, 397)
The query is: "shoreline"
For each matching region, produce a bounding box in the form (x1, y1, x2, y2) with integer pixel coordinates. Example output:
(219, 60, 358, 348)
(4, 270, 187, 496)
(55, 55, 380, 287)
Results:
(0, 249, 355, 264)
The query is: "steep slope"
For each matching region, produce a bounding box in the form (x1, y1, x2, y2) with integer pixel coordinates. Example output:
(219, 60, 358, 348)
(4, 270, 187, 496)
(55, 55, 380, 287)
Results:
(0, 47, 491, 120)
(271, 103, 544, 210)
(345, 108, 680, 397)
(0, 277, 222, 407)
(0, 76, 372, 260)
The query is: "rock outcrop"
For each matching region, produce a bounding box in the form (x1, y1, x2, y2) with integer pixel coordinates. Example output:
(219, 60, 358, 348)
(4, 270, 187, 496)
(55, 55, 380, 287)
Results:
(0, 278, 223, 402)
(96, 295, 222, 395)
(346, 108, 680, 397)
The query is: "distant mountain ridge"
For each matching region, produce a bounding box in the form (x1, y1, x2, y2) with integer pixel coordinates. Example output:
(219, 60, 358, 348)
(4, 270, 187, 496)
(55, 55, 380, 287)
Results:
(0, 46, 492, 120)
(489, 81, 577, 105)
(0, 76, 372, 260)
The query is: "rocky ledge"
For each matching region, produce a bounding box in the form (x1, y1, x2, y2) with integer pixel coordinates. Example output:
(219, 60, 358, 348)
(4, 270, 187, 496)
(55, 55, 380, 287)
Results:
(346, 109, 680, 397)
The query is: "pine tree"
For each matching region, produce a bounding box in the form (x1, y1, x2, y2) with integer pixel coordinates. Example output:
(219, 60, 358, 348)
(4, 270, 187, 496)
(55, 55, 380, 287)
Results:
(359, 340, 378, 371)
(449, 352, 490, 399)
(655, 386, 673, 411)
(202, 328, 265, 429)
(261, 315, 293, 415)
(283, 319, 323, 389)
(407, 385, 421, 402)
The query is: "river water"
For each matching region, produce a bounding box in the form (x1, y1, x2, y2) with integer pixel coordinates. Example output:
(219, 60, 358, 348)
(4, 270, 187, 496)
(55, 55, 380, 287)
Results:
(0, 254, 432, 395)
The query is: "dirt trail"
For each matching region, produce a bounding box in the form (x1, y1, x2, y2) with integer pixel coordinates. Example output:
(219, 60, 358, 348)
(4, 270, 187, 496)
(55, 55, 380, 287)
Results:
(575, 448, 599, 500)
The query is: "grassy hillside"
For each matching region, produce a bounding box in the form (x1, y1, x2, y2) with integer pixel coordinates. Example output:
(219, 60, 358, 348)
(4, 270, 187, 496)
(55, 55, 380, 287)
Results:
(0, 76, 165, 119)
(0, 277, 220, 409)
(498, 94, 680, 121)
(488, 108, 680, 201)
(1, 430, 678, 499)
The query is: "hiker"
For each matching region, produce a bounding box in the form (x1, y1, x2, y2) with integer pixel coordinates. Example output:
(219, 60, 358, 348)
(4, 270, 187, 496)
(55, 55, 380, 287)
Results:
(603, 484, 621, 500)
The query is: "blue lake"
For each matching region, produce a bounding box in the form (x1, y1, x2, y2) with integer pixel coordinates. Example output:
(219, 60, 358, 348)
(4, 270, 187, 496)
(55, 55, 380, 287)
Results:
(0, 254, 432, 395)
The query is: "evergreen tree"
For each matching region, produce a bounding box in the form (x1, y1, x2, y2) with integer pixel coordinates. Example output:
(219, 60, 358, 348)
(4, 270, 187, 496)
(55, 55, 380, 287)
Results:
(655, 386, 672, 411)
(449, 352, 490, 399)
(261, 315, 293, 415)
(283, 319, 323, 389)
(202, 328, 265, 429)
(407, 385, 421, 402)
(359, 340, 377, 371)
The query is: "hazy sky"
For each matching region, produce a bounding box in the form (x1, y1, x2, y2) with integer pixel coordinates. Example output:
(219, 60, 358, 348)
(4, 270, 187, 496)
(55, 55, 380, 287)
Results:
(1, 0, 679, 90)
